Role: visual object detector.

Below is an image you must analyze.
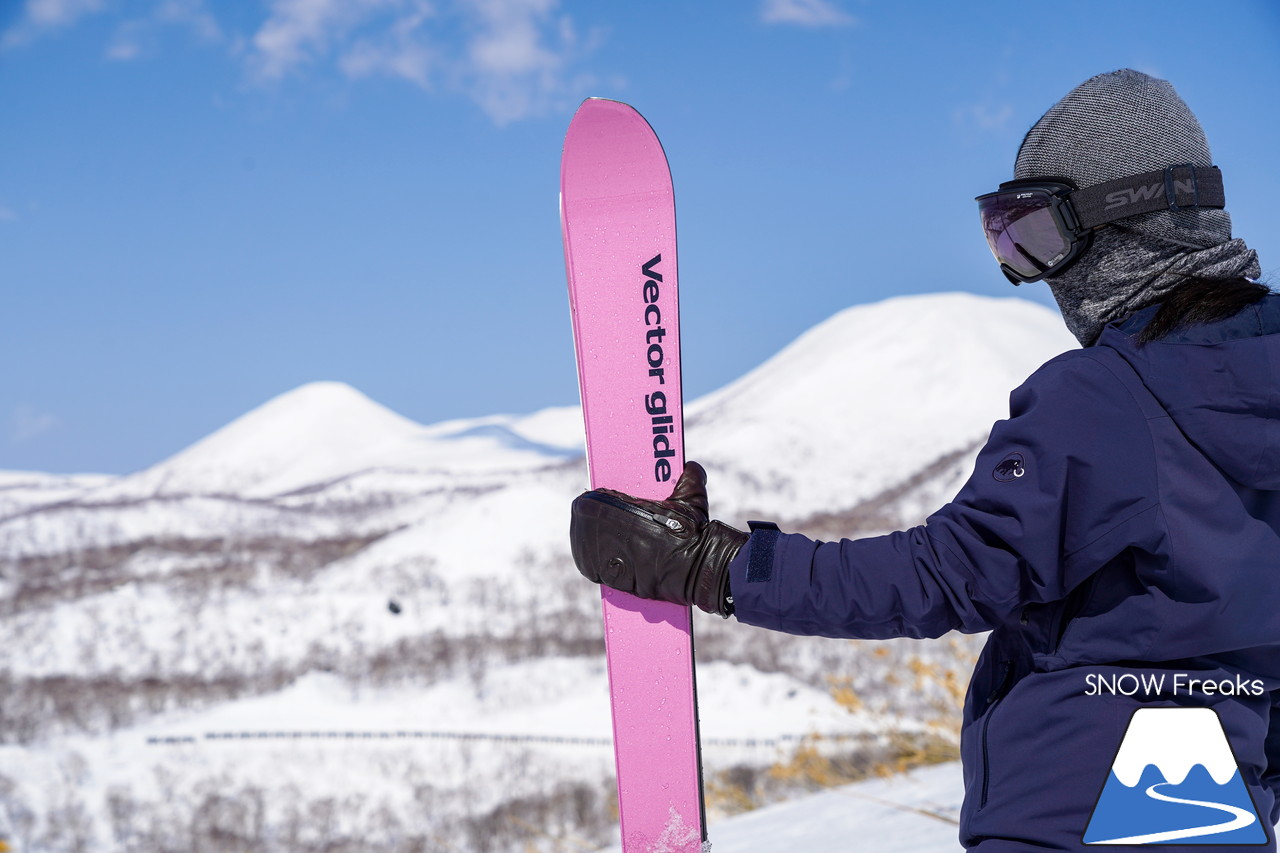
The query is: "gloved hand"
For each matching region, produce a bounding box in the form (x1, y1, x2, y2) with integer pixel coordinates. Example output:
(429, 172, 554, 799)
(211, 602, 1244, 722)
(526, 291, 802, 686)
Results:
(570, 461, 748, 617)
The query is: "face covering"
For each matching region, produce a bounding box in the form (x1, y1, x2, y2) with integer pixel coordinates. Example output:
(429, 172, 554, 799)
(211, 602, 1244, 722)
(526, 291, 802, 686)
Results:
(1045, 228, 1262, 345)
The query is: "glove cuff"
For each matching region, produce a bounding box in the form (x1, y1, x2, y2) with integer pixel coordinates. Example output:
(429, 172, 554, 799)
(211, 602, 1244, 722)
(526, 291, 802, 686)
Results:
(693, 521, 749, 617)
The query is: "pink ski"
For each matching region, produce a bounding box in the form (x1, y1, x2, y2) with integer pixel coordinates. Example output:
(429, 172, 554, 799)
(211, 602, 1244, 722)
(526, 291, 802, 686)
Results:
(560, 98, 707, 852)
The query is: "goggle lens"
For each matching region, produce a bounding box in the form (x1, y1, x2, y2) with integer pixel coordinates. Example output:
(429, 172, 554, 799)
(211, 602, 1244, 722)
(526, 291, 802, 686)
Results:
(978, 191, 1071, 281)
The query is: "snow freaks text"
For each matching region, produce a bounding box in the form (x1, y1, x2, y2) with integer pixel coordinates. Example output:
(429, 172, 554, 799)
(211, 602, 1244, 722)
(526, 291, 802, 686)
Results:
(1084, 672, 1265, 697)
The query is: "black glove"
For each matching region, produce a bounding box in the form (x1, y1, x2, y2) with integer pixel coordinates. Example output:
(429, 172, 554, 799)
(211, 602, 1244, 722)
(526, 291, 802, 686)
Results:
(570, 461, 748, 617)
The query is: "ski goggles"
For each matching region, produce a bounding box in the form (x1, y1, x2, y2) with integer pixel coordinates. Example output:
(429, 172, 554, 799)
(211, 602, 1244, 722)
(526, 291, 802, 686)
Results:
(976, 164, 1226, 284)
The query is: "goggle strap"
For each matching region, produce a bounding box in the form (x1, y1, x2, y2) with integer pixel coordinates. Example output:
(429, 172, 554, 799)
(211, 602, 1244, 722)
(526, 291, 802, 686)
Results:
(1072, 165, 1225, 230)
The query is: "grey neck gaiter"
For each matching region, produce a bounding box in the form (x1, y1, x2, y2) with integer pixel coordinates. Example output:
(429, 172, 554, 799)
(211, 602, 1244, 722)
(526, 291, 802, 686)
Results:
(1047, 230, 1263, 345)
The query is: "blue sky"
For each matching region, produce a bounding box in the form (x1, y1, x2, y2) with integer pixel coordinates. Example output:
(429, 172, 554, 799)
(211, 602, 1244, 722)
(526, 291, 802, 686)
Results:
(2, 0, 1278, 474)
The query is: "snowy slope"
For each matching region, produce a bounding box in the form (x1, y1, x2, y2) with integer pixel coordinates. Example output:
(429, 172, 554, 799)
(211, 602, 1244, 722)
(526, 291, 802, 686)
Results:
(612, 762, 968, 853)
(690, 758, 1280, 853)
(0, 292, 1074, 852)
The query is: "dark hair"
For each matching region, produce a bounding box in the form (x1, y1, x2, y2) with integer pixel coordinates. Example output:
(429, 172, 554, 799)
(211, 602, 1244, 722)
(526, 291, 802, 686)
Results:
(1137, 276, 1272, 344)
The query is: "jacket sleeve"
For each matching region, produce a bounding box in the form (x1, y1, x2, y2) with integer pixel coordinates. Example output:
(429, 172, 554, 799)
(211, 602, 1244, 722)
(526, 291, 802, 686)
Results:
(728, 352, 1162, 640)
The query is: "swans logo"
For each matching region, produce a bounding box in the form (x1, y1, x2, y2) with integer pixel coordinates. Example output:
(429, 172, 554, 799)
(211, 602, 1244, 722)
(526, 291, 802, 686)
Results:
(1083, 708, 1267, 845)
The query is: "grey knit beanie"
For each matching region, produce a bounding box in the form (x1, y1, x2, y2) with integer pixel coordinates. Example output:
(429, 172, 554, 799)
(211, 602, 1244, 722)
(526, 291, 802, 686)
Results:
(1013, 69, 1261, 345)
(1014, 68, 1230, 248)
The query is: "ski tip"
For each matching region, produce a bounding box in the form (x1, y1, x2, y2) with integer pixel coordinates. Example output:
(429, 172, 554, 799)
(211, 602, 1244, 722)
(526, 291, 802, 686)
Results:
(564, 97, 658, 161)
(561, 96, 670, 199)
(571, 97, 642, 122)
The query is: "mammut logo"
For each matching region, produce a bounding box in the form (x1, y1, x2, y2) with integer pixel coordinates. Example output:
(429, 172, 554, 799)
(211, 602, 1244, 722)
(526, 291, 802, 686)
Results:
(993, 453, 1026, 482)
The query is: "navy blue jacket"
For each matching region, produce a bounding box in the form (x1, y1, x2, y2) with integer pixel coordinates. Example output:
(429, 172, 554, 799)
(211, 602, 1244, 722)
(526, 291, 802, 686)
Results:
(729, 295, 1280, 850)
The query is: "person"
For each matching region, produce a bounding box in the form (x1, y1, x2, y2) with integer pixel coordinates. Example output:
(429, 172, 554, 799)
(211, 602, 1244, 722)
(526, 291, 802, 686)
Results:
(569, 69, 1277, 850)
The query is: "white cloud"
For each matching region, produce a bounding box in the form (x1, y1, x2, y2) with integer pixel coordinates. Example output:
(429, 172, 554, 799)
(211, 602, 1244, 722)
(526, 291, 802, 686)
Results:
(955, 101, 1015, 132)
(25, 0, 104, 27)
(761, 0, 855, 28)
(247, 0, 591, 124)
(106, 37, 140, 60)
(339, 5, 435, 88)
(4, 0, 590, 124)
(249, 0, 400, 81)
(468, 0, 557, 75)
(155, 0, 222, 42)
(5, 0, 223, 56)
(105, 2, 223, 62)
(105, 17, 146, 60)
(10, 405, 60, 443)
(2, 0, 105, 49)
(461, 0, 579, 123)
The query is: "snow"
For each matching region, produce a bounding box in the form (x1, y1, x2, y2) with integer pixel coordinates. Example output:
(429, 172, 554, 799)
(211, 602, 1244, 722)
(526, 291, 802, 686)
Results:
(114, 659, 884, 753)
(0, 293, 1078, 851)
(696, 762, 966, 853)
(112, 381, 575, 500)
(646, 807, 702, 853)
(692, 758, 1280, 852)
(0, 293, 1074, 528)
(688, 293, 1075, 520)
(591, 761, 967, 852)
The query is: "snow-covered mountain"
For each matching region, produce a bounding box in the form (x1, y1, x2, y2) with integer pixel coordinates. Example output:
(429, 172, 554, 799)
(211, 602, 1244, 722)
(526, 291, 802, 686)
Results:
(0, 293, 1075, 852)
(689, 292, 1072, 521)
(118, 381, 587, 500)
